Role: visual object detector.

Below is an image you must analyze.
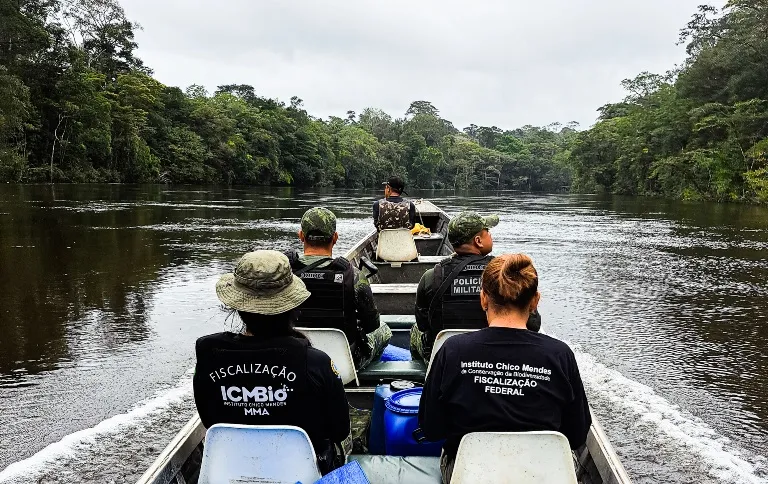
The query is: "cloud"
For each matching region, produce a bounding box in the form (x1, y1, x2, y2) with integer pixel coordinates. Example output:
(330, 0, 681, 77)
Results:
(121, 0, 726, 130)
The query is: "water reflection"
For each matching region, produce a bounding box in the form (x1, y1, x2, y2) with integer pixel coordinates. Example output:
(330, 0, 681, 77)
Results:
(0, 187, 162, 379)
(0, 185, 373, 383)
(434, 193, 768, 464)
(1, 186, 767, 483)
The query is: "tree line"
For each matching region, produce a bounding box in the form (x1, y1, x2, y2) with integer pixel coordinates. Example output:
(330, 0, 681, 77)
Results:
(2, 0, 767, 202)
(570, 0, 768, 203)
(0, 0, 572, 190)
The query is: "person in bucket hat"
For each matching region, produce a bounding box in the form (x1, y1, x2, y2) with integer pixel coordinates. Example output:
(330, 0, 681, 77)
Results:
(215, 250, 311, 314)
(373, 175, 416, 230)
(410, 212, 542, 361)
(194, 250, 351, 474)
(285, 207, 392, 369)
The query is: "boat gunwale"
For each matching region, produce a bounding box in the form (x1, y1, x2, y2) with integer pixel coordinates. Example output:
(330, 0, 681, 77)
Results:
(135, 199, 631, 484)
(135, 415, 205, 484)
(586, 412, 632, 484)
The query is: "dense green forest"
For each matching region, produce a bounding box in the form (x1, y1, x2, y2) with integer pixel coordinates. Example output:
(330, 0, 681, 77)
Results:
(1, 0, 767, 201)
(570, 0, 768, 203)
(0, 0, 573, 190)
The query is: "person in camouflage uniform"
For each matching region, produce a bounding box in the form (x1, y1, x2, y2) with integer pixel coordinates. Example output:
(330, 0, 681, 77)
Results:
(287, 207, 392, 369)
(373, 176, 416, 231)
(410, 211, 542, 361)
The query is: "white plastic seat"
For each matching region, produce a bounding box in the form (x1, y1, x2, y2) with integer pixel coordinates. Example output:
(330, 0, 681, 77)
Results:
(298, 327, 359, 385)
(449, 431, 578, 484)
(377, 229, 418, 262)
(426, 329, 477, 375)
(198, 424, 322, 484)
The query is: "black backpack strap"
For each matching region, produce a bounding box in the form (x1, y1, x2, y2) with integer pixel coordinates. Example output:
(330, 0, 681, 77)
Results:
(284, 249, 300, 267)
(293, 256, 333, 275)
(427, 254, 487, 325)
(433, 260, 444, 286)
(334, 257, 351, 270)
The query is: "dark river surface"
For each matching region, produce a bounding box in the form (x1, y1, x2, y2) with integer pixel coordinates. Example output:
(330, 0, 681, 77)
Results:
(0, 185, 766, 484)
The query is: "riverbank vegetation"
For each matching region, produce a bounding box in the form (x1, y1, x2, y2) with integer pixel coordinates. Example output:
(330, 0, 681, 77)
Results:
(570, 0, 768, 203)
(1, 0, 767, 202)
(0, 0, 573, 190)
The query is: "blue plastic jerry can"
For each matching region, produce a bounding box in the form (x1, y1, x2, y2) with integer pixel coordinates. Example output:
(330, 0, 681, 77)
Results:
(369, 380, 415, 455)
(384, 387, 444, 457)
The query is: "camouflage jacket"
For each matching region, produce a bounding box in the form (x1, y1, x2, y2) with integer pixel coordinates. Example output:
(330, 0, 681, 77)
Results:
(373, 196, 416, 230)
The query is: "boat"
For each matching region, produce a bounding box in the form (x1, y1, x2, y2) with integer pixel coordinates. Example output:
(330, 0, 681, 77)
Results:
(136, 199, 631, 484)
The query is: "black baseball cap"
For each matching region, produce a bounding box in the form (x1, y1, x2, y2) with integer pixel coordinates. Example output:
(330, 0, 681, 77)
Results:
(382, 176, 407, 195)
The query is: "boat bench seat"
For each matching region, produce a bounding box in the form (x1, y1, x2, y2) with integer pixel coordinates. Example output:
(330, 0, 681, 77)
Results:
(380, 314, 416, 330)
(373, 256, 447, 284)
(415, 255, 446, 264)
(358, 360, 426, 383)
(348, 455, 441, 484)
(371, 284, 419, 315)
(413, 234, 445, 255)
(373, 256, 445, 266)
(371, 283, 419, 294)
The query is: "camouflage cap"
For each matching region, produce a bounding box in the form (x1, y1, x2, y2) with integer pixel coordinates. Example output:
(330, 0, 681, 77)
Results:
(448, 211, 500, 246)
(215, 250, 310, 315)
(301, 207, 337, 241)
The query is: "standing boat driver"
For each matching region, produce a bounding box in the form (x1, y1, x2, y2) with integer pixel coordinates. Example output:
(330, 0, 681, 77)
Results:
(410, 211, 542, 361)
(418, 254, 591, 483)
(193, 250, 351, 474)
(285, 207, 392, 369)
(373, 176, 416, 231)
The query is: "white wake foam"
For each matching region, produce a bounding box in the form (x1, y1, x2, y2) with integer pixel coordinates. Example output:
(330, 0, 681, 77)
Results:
(0, 374, 193, 483)
(573, 347, 767, 483)
(3, 347, 766, 484)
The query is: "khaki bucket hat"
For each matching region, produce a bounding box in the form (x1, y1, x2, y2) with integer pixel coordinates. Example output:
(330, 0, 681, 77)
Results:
(215, 250, 310, 315)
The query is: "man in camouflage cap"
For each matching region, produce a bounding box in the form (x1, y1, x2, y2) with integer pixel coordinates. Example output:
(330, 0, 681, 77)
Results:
(410, 211, 541, 361)
(447, 211, 500, 247)
(286, 207, 392, 369)
(300, 206, 338, 244)
(373, 175, 416, 231)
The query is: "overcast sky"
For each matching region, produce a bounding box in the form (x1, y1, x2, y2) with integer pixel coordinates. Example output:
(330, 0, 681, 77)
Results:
(121, 0, 725, 131)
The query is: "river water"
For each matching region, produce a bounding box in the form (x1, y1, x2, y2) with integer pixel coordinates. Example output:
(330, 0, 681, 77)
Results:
(0, 185, 766, 484)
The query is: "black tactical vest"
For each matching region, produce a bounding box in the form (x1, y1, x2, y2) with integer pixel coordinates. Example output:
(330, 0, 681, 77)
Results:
(428, 254, 542, 340)
(195, 337, 311, 428)
(377, 199, 412, 230)
(429, 254, 493, 335)
(286, 253, 361, 353)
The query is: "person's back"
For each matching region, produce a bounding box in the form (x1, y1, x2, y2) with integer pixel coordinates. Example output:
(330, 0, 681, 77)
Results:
(289, 207, 391, 368)
(412, 212, 541, 361)
(194, 328, 347, 446)
(193, 250, 350, 474)
(289, 252, 381, 365)
(373, 176, 416, 231)
(420, 328, 588, 455)
(418, 253, 590, 483)
(288, 252, 358, 342)
(411, 252, 494, 360)
(425, 212, 499, 339)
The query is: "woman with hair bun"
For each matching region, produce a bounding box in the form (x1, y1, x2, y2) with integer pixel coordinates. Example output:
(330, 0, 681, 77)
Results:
(418, 254, 591, 483)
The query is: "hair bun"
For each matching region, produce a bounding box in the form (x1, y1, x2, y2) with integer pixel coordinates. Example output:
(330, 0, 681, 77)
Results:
(502, 253, 532, 274)
(482, 253, 538, 310)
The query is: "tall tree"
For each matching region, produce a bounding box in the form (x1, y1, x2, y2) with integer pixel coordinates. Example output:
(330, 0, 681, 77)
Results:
(405, 100, 439, 118)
